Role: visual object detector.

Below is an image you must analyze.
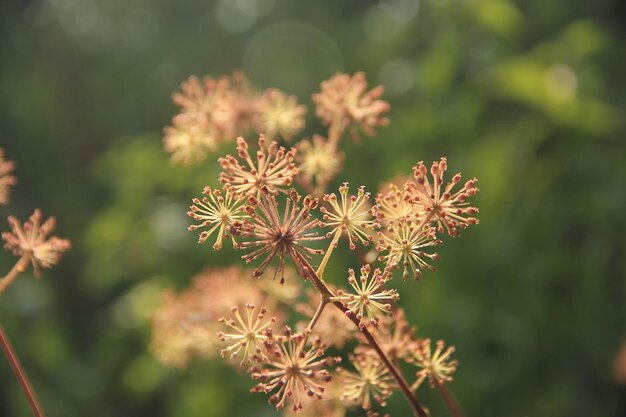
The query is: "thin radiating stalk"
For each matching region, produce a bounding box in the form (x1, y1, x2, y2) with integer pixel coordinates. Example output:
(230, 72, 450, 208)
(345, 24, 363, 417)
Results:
(0, 323, 47, 417)
(316, 229, 341, 279)
(294, 251, 430, 417)
(305, 297, 328, 332)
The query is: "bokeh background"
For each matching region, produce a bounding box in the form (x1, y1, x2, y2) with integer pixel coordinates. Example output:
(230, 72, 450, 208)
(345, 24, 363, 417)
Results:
(1, 0, 625, 416)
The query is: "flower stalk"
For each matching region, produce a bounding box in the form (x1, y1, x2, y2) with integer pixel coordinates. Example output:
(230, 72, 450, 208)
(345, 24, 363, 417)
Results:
(0, 323, 47, 417)
(0, 256, 29, 295)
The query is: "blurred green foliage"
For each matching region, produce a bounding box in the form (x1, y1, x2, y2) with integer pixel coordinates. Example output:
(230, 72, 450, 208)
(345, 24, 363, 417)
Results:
(1, 0, 625, 416)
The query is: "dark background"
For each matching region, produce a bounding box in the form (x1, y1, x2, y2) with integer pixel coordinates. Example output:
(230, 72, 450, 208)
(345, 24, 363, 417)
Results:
(1, 0, 625, 416)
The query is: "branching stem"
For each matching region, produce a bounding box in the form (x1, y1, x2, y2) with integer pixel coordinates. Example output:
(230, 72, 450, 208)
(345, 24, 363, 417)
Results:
(305, 296, 328, 333)
(294, 251, 430, 417)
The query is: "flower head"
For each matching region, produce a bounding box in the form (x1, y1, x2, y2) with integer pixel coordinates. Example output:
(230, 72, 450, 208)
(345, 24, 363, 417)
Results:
(150, 288, 218, 368)
(296, 135, 344, 196)
(313, 72, 390, 141)
(331, 265, 399, 328)
(254, 89, 307, 141)
(0, 149, 17, 205)
(218, 71, 262, 137)
(150, 266, 273, 369)
(407, 157, 479, 237)
(163, 123, 218, 165)
(338, 353, 396, 409)
(320, 184, 378, 250)
(374, 183, 420, 226)
(237, 191, 324, 283)
(376, 219, 441, 281)
(187, 185, 248, 250)
(219, 135, 299, 198)
(165, 72, 267, 164)
(218, 304, 277, 366)
(409, 339, 458, 390)
(171, 75, 234, 133)
(251, 330, 340, 412)
(2, 210, 71, 277)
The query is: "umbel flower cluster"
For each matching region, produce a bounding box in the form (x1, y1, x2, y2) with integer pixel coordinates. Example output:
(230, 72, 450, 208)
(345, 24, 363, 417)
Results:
(152, 71, 479, 417)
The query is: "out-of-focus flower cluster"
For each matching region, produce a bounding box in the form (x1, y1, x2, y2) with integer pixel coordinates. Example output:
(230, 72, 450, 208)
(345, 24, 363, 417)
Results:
(2, 210, 71, 277)
(0, 148, 16, 206)
(313, 72, 390, 143)
(0, 148, 70, 294)
(163, 72, 307, 165)
(153, 71, 478, 416)
(151, 265, 300, 368)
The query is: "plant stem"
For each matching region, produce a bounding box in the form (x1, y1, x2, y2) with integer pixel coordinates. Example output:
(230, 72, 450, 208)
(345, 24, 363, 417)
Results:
(0, 323, 46, 417)
(316, 229, 341, 279)
(294, 251, 430, 417)
(435, 383, 466, 417)
(305, 297, 327, 332)
(327, 117, 344, 148)
(0, 256, 29, 295)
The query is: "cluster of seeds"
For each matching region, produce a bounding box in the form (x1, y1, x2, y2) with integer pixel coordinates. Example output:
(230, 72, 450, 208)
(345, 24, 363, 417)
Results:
(153, 71, 479, 416)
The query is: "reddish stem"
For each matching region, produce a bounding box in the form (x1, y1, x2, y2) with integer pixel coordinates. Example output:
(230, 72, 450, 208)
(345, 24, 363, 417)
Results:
(436, 383, 466, 417)
(0, 323, 47, 417)
(294, 251, 430, 417)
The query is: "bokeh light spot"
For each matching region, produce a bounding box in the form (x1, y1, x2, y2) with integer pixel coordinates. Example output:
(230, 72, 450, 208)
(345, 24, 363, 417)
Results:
(545, 63, 577, 103)
(243, 21, 343, 96)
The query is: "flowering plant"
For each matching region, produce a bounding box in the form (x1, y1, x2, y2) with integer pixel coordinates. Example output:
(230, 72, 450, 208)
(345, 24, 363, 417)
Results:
(152, 71, 479, 417)
(0, 148, 71, 417)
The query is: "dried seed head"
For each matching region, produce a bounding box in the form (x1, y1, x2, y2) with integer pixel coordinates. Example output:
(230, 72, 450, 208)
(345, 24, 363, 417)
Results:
(150, 289, 218, 369)
(217, 304, 277, 366)
(219, 135, 299, 198)
(150, 266, 274, 369)
(163, 123, 218, 165)
(251, 331, 341, 412)
(338, 353, 396, 409)
(408, 157, 479, 237)
(312, 72, 390, 142)
(2, 210, 71, 277)
(0, 148, 17, 205)
(171, 75, 233, 133)
(296, 135, 344, 196)
(238, 191, 324, 284)
(221, 71, 259, 135)
(409, 339, 458, 390)
(376, 219, 441, 281)
(331, 265, 399, 328)
(320, 183, 378, 250)
(374, 183, 420, 226)
(188, 186, 248, 250)
(254, 88, 307, 141)
(164, 75, 234, 164)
